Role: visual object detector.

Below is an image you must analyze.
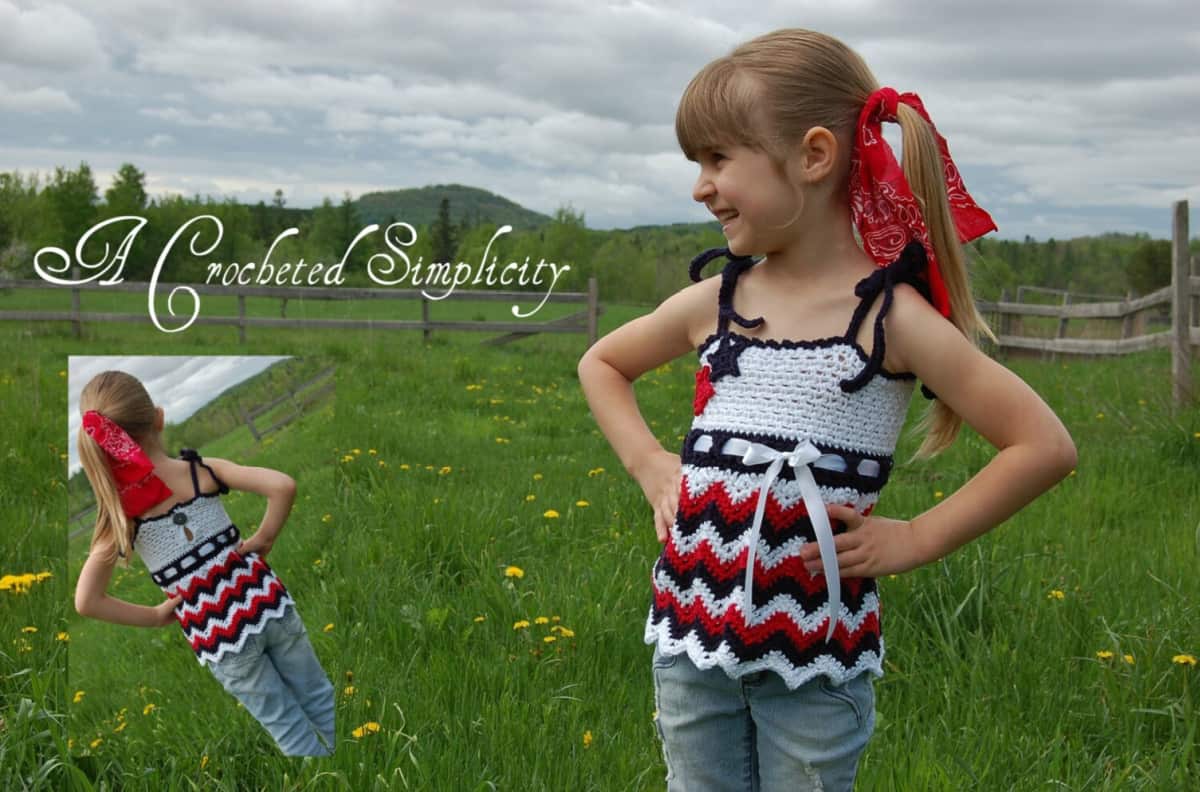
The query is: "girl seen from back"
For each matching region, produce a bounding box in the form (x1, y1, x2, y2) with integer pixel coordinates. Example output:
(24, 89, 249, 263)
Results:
(73, 370, 335, 757)
(578, 28, 1077, 791)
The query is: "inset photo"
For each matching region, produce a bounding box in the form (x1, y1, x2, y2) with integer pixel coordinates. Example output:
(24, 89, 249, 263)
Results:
(67, 356, 339, 762)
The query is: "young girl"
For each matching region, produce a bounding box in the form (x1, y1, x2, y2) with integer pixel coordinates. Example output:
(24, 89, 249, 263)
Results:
(73, 370, 335, 757)
(578, 29, 1077, 790)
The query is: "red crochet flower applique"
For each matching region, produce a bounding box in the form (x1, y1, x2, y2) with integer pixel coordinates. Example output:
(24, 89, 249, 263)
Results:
(693, 365, 715, 416)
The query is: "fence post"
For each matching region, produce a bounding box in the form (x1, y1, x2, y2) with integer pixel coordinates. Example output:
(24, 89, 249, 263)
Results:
(586, 277, 599, 347)
(421, 295, 430, 343)
(1171, 200, 1192, 407)
(238, 295, 246, 344)
(1121, 290, 1134, 340)
(71, 266, 82, 339)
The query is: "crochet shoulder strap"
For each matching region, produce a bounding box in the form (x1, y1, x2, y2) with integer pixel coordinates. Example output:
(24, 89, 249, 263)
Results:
(178, 448, 231, 497)
(839, 241, 938, 400)
(688, 247, 764, 336)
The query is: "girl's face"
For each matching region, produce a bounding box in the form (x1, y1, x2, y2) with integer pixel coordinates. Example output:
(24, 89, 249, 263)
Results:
(691, 143, 804, 257)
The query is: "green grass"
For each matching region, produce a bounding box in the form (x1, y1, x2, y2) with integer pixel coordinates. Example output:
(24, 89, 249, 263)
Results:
(2, 296, 1199, 790)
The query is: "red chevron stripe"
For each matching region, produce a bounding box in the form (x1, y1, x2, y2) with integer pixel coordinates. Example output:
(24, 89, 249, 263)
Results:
(170, 551, 243, 600)
(176, 560, 271, 631)
(186, 580, 287, 654)
(678, 476, 858, 535)
(662, 536, 870, 598)
(653, 586, 879, 655)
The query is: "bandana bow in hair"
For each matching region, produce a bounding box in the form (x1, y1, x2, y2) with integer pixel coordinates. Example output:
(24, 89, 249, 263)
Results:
(81, 410, 172, 517)
(849, 87, 997, 318)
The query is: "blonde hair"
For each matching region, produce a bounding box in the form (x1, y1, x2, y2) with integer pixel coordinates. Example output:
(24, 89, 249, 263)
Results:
(78, 371, 160, 565)
(676, 28, 996, 460)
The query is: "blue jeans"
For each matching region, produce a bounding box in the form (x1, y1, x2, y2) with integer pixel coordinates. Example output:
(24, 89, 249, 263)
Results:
(208, 604, 336, 756)
(652, 646, 875, 791)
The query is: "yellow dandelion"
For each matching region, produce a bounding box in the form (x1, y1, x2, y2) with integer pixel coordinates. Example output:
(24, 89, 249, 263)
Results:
(378, 460, 386, 467)
(439, 466, 452, 475)
(543, 509, 560, 519)
(56, 631, 69, 642)
(513, 620, 531, 630)
(544, 635, 557, 643)
(400, 463, 410, 470)
(313, 558, 324, 566)
(323, 623, 334, 632)
(474, 616, 486, 623)
(90, 738, 102, 749)
(351, 721, 382, 738)
(1095, 412, 1105, 420)
(1123, 654, 1135, 665)
(525, 494, 536, 502)
(1095, 650, 1114, 660)
(588, 467, 605, 477)
(553, 627, 576, 638)
(575, 500, 589, 508)
(505, 565, 525, 579)
(533, 473, 543, 480)
(495, 437, 510, 444)
(534, 616, 549, 625)
(1172, 654, 1197, 666)
(322, 514, 332, 523)
(21, 626, 36, 633)
(352, 448, 361, 455)
(143, 703, 156, 715)
(934, 491, 944, 500)
(201, 755, 209, 770)
(58, 370, 66, 377)
(583, 730, 593, 748)
(114, 721, 126, 733)
(368, 448, 377, 455)
(73, 690, 85, 704)
(344, 686, 356, 696)
(1047, 589, 1065, 600)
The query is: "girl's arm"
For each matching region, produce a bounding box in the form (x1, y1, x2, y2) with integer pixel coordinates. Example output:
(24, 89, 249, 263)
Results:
(75, 546, 181, 626)
(578, 277, 718, 541)
(803, 283, 1078, 576)
(203, 459, 296, 557)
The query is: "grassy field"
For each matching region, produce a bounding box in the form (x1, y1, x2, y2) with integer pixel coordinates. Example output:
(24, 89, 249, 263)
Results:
(2, 287, 1199, 789)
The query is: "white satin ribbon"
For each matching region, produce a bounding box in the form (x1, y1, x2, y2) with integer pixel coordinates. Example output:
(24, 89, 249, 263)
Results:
(722, 437, 841, 643)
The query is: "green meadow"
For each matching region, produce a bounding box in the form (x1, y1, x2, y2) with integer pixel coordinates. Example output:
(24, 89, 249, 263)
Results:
(2, 284, 1199, 790)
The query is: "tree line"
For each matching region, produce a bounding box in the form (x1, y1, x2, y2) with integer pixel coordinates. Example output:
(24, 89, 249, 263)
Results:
(0, 162, 1189, 306)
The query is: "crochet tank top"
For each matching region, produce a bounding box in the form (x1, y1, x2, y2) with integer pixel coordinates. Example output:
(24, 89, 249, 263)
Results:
(644, 242, 936, 689)
(133, 450, 293, 666)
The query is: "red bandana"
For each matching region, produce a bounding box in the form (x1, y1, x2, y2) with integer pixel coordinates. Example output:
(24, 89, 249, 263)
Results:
(849, 87, 997, 317)
(81, 410, 173, 518)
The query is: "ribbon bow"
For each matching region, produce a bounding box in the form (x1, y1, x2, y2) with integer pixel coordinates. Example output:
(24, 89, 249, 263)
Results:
(723, 437, 842, 643)
(850, 86, 997, 318)
(81, 410, 173, 517)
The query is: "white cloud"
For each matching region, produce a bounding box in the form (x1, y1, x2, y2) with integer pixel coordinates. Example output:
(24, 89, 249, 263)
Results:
(0, 80, 80, 113)
(0, 1, 108, 71)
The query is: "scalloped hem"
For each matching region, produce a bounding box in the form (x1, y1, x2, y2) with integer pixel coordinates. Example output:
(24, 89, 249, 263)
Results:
(644, 619, 884, 690)
(195, 593, 296, 667)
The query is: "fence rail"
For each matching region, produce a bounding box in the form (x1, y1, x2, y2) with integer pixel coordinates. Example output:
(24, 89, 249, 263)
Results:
(980, 200, 1197, 406)
(2, 273, 601, 346)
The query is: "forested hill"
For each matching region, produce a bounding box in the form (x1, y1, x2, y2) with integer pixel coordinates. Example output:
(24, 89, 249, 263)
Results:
(353, 184, 552, 229)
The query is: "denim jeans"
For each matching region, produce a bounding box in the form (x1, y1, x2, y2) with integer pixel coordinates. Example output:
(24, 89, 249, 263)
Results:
(207, 604, 336, 756)
(652, 646, 875, 791)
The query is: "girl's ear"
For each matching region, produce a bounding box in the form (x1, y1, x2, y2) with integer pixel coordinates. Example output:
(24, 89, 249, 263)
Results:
(795, 126, 839, 184)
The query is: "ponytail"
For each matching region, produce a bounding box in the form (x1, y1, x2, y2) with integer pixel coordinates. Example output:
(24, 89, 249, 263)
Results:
(77, 429, 134, 565)
(894, 105, 997, 460)
(77, 371, 161, 566)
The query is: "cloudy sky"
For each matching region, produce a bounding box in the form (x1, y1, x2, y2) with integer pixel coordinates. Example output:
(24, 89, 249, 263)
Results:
(4, 1, 1198, 240)
(67, 355, 289, 473)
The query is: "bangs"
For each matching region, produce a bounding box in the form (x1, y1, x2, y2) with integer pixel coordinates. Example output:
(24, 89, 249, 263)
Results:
(675, 60, 767, 161)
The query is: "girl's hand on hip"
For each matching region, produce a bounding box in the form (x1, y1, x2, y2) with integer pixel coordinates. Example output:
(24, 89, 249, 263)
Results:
(631, 449, 682, 543)
(237, 535, 272, 558)
(799, 504, 931, 578)
(155, 595, 183, 627)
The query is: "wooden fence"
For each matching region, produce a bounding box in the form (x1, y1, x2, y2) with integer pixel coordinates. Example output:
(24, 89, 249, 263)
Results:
(1, 271, 601, 347)
(978, 200, 1197, 406)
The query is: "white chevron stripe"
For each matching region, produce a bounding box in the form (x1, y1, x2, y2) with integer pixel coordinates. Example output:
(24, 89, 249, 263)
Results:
(645, 615, 885, 690)
(194, 595, 296, 666)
